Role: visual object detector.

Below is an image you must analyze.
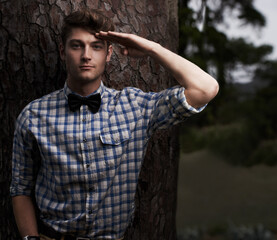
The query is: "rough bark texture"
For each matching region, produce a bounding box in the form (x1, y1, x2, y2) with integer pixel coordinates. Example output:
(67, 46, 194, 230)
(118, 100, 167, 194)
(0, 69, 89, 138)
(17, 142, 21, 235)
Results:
(0, 0, 179, 239)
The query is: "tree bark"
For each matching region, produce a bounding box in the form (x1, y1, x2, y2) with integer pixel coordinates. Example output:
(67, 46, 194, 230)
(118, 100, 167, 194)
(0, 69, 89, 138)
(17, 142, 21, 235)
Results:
(0, 0, 179, 239)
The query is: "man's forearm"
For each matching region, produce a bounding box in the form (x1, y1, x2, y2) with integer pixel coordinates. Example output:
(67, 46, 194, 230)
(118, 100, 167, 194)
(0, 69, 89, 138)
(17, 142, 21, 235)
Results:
(12, 195, 39, 237)
(148, 42, 219, 108)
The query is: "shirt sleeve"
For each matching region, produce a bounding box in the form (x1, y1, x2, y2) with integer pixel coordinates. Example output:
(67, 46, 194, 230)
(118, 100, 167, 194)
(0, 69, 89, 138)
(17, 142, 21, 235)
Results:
(141, 86, 206, 137)
(10, 107, 40, 197)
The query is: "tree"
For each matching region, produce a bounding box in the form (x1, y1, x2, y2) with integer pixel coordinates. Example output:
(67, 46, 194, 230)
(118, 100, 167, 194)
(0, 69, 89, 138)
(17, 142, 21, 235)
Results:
(178, 0, 271, 125)
(0, 0, 179, 239)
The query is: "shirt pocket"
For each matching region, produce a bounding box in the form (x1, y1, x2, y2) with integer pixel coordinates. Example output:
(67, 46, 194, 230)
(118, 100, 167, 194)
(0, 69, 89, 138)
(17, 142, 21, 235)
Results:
(99, 91, 143, 169)
(100, 125, 131, 145)
(99, 125, 132, 170)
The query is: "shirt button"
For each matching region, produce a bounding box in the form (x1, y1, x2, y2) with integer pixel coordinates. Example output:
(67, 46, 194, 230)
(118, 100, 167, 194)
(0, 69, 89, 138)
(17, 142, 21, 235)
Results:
(86, 164, 90, 168)
(88, 209, 93, 214)
(83, 138, 87, 142)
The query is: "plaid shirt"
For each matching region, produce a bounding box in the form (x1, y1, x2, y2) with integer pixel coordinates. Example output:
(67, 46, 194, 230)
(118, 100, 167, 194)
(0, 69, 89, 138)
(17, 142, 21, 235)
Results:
(11, 82, 204, 239)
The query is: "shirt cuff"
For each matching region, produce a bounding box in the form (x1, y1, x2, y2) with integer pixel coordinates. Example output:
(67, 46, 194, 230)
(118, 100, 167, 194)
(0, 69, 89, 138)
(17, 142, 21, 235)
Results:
(171, 86, 207, 118)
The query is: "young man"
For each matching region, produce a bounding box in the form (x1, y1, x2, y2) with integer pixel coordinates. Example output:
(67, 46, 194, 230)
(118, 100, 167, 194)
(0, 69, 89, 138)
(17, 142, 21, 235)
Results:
(11, 9, 219, 240)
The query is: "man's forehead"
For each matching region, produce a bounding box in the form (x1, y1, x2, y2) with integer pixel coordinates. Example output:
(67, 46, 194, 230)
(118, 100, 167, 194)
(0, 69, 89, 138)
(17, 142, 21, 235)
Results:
(67, 27, 106, 44)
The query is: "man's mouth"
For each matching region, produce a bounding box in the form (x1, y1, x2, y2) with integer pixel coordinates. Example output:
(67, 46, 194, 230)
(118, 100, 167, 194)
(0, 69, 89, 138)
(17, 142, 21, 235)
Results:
(80, 65, 95, 70)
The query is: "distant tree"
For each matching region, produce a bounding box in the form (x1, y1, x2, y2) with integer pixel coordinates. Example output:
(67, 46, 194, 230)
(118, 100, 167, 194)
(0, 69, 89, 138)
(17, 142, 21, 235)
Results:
(178, 0, 277, 166)
(178, 0, 272, 125)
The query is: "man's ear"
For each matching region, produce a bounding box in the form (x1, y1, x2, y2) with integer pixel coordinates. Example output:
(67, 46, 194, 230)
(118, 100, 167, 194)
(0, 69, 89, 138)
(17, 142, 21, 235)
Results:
(59, 43, 66, 61)
(106, 45, 113, 62)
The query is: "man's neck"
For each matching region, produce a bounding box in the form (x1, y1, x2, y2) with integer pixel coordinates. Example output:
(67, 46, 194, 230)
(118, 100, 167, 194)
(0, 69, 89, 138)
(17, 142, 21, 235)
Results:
(67, 79, 101, 96)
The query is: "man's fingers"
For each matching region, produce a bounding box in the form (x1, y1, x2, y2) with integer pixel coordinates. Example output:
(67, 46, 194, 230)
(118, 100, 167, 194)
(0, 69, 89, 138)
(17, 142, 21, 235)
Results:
(96, 31, 127, 41)
(96, 31, 147, 57)
(95, 32, 118, 42)
(96, 31, 135, 46)
(100, 31, 130, 38)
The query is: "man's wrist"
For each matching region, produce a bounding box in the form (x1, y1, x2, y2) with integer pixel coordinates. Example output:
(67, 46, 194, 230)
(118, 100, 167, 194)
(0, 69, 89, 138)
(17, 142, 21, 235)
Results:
(23, 236, 40, 240)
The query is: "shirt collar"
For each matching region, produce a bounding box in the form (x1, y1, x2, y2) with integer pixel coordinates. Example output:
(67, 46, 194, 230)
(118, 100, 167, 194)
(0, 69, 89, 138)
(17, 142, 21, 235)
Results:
(63, 81, 106, 100)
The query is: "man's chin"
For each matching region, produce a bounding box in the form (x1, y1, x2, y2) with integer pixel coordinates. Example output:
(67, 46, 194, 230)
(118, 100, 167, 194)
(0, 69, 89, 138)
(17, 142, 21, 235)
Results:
(77, 75, 101, 84)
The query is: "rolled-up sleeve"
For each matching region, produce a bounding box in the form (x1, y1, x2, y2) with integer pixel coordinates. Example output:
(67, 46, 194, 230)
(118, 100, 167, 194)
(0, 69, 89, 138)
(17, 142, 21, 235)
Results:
(145, 86, 206, 136)
(10, 108, 39, 197)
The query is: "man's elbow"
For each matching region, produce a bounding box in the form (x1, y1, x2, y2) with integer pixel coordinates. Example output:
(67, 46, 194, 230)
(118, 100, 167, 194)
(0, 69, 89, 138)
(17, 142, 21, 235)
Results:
(185, 80, 219, 109)
(201, 79, 219, 106)
(207, 79, 219, 100)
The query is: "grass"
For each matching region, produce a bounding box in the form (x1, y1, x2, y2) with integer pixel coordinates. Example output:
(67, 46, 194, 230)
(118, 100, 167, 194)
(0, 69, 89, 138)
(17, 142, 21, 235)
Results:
(176, 149, 277, 236)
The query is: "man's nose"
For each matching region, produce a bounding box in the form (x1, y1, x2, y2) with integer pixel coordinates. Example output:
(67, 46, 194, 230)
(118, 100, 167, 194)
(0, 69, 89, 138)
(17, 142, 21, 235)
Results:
(82, 47, 92, 61)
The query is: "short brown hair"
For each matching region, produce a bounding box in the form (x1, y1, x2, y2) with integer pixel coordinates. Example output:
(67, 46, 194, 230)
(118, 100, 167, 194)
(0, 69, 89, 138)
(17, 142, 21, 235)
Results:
(61, 9, 115, 46)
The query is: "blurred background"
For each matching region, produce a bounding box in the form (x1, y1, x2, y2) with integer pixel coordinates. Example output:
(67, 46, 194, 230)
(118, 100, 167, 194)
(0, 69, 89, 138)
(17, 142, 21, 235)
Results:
(176, 0, 277, 239)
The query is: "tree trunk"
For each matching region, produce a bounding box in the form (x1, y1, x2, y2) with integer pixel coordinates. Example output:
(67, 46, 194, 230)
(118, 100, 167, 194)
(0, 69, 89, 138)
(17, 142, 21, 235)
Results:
(0, 0, 179, 239)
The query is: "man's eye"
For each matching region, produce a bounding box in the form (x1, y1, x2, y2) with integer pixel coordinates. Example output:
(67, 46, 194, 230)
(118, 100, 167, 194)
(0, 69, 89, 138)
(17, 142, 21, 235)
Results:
(93, 45, 103, 50)
(72, 44, 81, 49)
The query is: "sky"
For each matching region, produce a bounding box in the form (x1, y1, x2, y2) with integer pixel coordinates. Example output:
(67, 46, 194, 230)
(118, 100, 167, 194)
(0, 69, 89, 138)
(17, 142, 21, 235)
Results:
(228, 0, 277, 60)
(223, 0, 277, 83)
(254, 0, 277, 59)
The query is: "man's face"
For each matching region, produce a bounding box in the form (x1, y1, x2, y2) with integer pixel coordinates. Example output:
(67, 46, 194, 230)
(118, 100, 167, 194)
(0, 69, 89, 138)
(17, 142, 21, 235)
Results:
(60, 27, 112, 86)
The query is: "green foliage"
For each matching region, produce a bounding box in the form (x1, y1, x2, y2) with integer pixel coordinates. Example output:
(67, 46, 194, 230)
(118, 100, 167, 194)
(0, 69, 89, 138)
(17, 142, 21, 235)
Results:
(243, 85, 277, 140)
(251, 140, 277, 166)
(207, 123, 259, 166)
(180, 122, 259, 166)
(228, 38, 273, 64)
(237, 2, 266, 27)
(204, 0, 266, 27)
(255, 60, 277, 84)
(179, 124, 208, 153)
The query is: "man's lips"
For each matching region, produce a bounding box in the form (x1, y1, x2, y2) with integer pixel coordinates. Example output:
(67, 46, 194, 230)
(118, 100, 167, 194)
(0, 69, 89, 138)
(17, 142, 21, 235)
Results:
(79, 65, 95, 70)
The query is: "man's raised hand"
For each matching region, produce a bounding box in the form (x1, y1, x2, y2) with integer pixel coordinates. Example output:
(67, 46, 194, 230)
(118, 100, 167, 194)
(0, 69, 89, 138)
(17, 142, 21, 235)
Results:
(95, 31, 157, 58)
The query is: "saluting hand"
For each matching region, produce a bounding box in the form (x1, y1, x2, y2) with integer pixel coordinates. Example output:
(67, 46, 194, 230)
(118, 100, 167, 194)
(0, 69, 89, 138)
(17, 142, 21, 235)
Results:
(95, 31, 157, 58)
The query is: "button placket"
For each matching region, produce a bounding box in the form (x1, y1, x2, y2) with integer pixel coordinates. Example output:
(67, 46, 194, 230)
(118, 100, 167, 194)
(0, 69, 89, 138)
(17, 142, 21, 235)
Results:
(79, 105, 91, 188)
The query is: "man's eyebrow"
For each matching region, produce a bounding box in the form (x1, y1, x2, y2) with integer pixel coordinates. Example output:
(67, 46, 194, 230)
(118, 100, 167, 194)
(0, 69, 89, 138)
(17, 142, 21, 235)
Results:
(68, 39, 82, 43)
(91, 40, 105, 45)
(69, 39, 105, 45)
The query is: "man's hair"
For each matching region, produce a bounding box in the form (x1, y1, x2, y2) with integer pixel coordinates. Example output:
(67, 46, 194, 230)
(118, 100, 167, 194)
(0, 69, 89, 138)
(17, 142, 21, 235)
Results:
(61, 9, 115, 46)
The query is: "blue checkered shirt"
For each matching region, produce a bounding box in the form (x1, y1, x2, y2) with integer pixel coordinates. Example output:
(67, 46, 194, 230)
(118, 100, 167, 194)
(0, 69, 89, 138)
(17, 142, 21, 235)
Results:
(11, 82, 204, 239)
